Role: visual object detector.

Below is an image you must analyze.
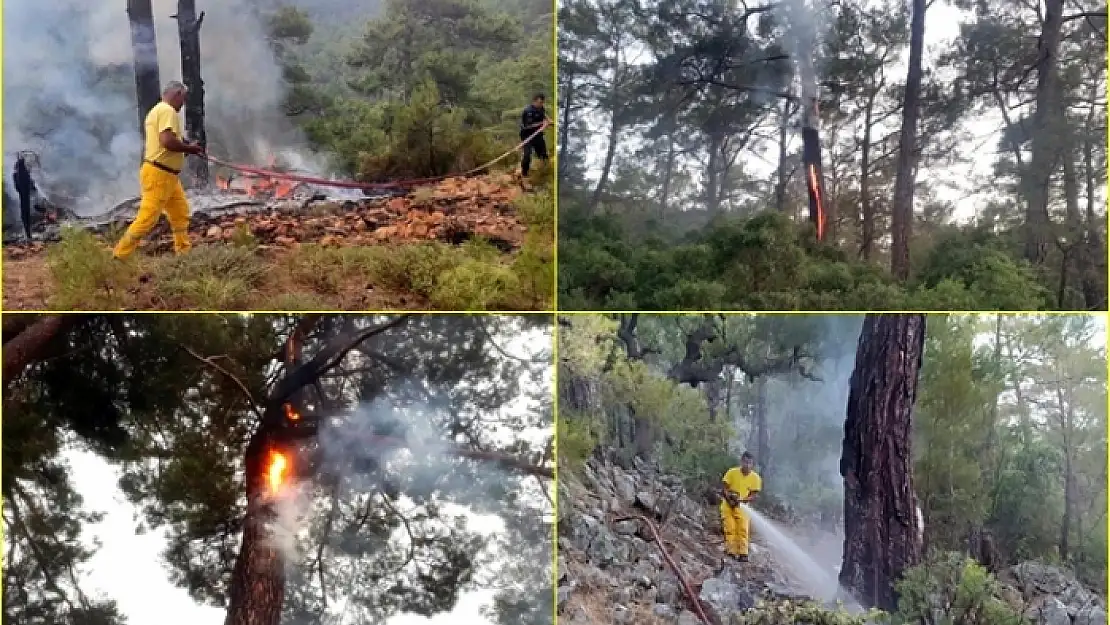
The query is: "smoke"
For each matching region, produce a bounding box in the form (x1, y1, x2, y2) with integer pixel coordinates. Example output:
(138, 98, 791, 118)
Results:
(3, 0, 314, 215)
(776, 0, 825, 101)
(725, 316, 862, 576)
(266, 395, 549, 623)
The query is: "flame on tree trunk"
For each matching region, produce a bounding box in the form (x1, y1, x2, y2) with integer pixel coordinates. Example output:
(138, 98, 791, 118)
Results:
(223, 432, 287, 625)
(839, 314, 925, 611)
(801, 98, 826, 241)
(223, 317, 319, 625)
(127, 0, 161, 141)
(174, 0, 209, 185)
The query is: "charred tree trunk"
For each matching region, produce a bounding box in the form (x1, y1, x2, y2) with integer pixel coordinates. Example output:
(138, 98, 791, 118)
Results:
(127, 0, 162, 139)
(839, 314, 925, 611)
(889, 0, 926, 280)
(175, 0, 208, 185)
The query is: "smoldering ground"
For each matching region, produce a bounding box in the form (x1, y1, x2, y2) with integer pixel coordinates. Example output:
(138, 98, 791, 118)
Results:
(3, 0, 326, 217)
(265, 397, 552, 623)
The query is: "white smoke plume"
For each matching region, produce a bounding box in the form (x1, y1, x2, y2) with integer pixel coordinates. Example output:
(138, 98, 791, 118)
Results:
(3, 0, 314, 215)
(263, 394, 550, 622)
(776, 0, 825, 101)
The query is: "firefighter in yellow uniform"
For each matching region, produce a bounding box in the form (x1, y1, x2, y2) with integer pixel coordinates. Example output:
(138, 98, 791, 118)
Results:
(719, 451, 761, 562)
(113, 81, 204, 259)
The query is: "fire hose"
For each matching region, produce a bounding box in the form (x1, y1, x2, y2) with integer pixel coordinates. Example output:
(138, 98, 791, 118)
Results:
(198, 121, 550, 191)
(613, 514, 714, 625)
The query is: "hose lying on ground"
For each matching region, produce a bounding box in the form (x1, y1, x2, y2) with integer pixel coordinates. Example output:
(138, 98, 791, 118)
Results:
(612, 513, 714, 625)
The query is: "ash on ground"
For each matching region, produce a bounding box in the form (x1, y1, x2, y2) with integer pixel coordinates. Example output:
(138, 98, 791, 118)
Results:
(3, 174, 528, 256)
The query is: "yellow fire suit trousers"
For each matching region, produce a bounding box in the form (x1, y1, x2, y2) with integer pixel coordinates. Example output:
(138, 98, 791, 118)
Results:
(720, 501, 750, 556)
(113, 163, 192, 259)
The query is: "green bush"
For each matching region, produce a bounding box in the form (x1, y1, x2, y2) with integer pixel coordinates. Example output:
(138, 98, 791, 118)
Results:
(894, 552, 1026, 625)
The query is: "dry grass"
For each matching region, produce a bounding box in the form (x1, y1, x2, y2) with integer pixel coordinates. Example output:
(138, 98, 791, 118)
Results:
(563, 586, 671, 625)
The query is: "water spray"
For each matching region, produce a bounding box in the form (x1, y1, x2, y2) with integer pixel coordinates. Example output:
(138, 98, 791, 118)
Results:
(739, 502, 863, 612)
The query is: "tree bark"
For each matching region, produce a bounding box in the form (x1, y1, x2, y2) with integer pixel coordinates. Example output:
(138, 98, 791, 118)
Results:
(754, 377, 771, 488)
(1023, 0, 1065, 264)
(839, 314, 926, 611)
(175, 0, 209, 185)
(223, 431, 287, 625)
(889, 0, 926, 280)
(3, 316, 75, 383)
(589, 59, 624, 213)
(859, 88, 878, 260)
(127, 0, 162, 140)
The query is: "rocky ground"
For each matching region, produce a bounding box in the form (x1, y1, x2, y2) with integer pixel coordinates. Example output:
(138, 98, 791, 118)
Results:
(558, 453, 1107, 625)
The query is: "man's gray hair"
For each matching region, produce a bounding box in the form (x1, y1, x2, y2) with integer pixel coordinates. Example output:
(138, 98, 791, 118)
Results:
(163, 80, 187, 95)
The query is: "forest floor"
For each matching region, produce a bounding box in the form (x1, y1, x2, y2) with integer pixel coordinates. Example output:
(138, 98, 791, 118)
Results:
(558, 453, 1106, 625)
(2, 174, 553, 311)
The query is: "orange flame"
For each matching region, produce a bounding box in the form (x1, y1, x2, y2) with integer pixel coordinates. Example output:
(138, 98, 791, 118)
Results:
(284, 402, 300, 421)
(267, 450, 289, 494)
(274, 180, 295, 199)
(807, 164, 825, 241)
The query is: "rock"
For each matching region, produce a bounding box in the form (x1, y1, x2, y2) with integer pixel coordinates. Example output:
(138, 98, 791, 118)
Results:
(613, 520, 639, 536)
(677, 610, 703, 625)
(614, 474, 637, 504)
(557, 584, 572, 608)
(206, 226, 223, 238)
(1028, 597, 1072, 625)
(653, 604, 676, 619)
(636, 491, 658, 513)
(275, 236, 297, 247)
(1076, 604, 1107, 625)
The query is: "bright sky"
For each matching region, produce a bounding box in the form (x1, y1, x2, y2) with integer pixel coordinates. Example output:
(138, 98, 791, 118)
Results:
(59, 325, 553, 625)
(570, 0, 1052, 222)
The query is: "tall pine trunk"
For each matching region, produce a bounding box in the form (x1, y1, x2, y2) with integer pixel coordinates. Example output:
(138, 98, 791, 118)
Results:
(1024, 0, 1065, 264)
(889, 0, 925, 280)
(839, 314, 926, 610)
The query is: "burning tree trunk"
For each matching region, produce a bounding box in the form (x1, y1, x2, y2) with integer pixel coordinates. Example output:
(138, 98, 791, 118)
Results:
(219, 315, 552, 624)
(801, 99, 827, 241)
(889, 0, 926, 280)
(224, 432, 288, 625)
(839, 314, 925, 611)
(223, 319, 319, 625)
(174, 0, 209, 185)
(127, 0, 162, 139)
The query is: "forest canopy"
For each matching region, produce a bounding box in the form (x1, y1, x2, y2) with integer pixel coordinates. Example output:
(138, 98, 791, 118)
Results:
(556, 0, 1106, 310)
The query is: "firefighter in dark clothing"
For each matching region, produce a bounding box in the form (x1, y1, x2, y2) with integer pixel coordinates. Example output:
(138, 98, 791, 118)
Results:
(12, 155, 36, 240)
(520, 93, 550, 178)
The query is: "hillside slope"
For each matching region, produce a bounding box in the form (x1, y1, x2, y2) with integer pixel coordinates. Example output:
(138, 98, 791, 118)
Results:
(558, 453, 1107, 625)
